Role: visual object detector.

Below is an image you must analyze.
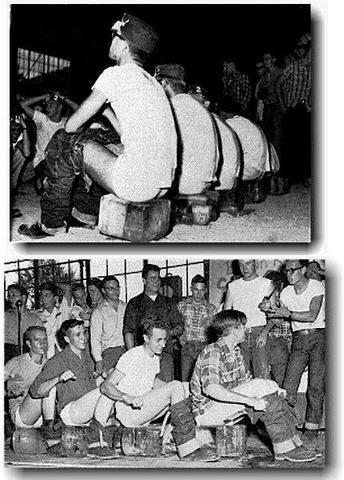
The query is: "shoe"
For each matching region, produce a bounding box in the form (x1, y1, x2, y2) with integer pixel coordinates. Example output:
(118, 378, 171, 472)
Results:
(11, 208, 23, 218)
(87, 446, 120, 459)
(182, 445, 219, 462)
(40, 420, 61, 440)
(276, 446, 317, 463)
(18, 223, 52, 239)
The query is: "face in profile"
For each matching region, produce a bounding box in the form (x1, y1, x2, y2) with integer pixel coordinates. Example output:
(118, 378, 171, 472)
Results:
(144, 327, 167, 355)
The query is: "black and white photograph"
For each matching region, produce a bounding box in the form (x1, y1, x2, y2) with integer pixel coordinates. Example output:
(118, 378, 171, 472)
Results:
(9, 2, 312, 243)
(4, 257, 325, 468)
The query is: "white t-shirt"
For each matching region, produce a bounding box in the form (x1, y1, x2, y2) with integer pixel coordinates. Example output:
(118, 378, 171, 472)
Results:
(115, 345, 160, 396)
(212, 113, 241, 191)
(225, 277, 272, 328)
(170, 94, 217, 195)
(92, 64, 177, 195)
(280, 279, 325, 332)
(225, 115, 269, 181)
(32, 111, 66, 168)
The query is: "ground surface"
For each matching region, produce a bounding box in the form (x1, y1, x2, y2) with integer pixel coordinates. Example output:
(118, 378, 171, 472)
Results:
(11, 183, 311, 243)
(4, 430, 324, 469)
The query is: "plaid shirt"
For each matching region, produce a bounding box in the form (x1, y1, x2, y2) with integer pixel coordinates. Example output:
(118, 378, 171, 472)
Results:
(223, 72, 252, 111)
(178, 298, 217, 343)
(279, 60, 312, 111)
(190, 338, 251, 417)
(256, 66, 282, 105)
(269, 320, 291, 338)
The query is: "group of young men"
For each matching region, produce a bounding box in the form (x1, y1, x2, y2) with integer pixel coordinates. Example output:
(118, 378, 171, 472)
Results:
(4, 259, 324, 463)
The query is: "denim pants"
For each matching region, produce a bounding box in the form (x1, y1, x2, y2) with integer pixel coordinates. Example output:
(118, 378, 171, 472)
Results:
(283, 329, 325, 429)
(240, 326, 270, 379)
(181, 341, 207, 382)
(268, 335, 291, 387)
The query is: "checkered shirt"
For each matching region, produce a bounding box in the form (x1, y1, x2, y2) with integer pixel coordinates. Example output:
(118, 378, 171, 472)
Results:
(178, 298, 217, 343)
(223, 72, 252, 111)
(269, 320, 292, 338)
(190, 337, 251, 417)
(280, 60, 312, 111)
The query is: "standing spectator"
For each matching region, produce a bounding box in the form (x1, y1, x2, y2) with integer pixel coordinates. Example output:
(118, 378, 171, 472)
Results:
(254, 60, 266, 123)
(123, 264, 183, 382)
(72, 283, 92, 328)
(270, 260, 325, 442)
(221, 58, 252, 114)
(88, 278, 104, 309)
(178, 275, 217, 381)
(5, 284, 43, 363)
(90, 276, 126, 378)
(223, 260, 273, 379)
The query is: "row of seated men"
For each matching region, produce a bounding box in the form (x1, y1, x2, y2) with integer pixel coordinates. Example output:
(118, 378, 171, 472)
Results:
(4, 262, 324, 462)
(16, 12, 280, 239)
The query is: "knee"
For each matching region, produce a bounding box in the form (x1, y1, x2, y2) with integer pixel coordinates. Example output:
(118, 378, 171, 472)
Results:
(169, 380, 186, 397)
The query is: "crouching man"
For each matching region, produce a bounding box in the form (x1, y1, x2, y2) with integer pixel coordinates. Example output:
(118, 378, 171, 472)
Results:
(100, 316, 218, 461)
(190, 310, 317, 463)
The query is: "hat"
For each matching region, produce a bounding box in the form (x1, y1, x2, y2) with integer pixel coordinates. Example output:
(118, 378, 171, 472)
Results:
(154, 64, 185, 82)
(111, 13, 159, 54)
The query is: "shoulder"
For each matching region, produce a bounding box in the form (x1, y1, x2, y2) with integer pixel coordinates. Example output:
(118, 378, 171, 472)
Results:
(308, 279, 325, 295)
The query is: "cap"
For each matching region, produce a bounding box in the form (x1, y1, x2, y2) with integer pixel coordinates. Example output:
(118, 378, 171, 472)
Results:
(111, 13, 159, 54)
(154, 64, 185, 82)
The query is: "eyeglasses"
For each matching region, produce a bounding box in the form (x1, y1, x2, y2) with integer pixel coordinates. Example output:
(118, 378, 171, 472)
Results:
(285, 266, 303, 274)
(111, 30, 124, 40)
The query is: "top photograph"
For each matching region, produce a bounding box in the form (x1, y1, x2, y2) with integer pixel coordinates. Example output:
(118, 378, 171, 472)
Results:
(10, 3, 312, 243)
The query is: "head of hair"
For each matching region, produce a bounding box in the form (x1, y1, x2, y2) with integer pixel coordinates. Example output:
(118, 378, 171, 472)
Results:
(263, 269, 288, 290)
(101, 275, 119, 289)
(40, 281, 58, 296)
(8, 283, 28, 299)
(88, 278, 103, 291)
(212, 310, 247, 338)
(60, 319, 84, 337)
(72, 283, 86, 294)
(128, 43, 151, 66)
(191, 274, 206, 286)
(142, 263, 160, 280)
(142, 314, 169, 338)
(24, 326, 46, 344)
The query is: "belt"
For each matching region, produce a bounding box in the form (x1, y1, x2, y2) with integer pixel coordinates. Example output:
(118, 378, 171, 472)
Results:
(293, 328, 325, 336)
(269, 332, 291, 338)
(245, 326, 265, 334)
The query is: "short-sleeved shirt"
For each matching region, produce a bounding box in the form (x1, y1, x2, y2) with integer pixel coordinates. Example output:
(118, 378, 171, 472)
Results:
(32, 111, 67, 168)
(225, 277, 272, 328)
(4, 309, 43, 346)
(190, 338, 251, 417)
(280, 279, 325, 332)
(178, 298, 217, 343)
(170, 94, 218, 194)
(30, 345, 96, 414)
(123, 292, 182, 353)
(5, 353, 46, 419)
(92, 64, 177, 198)
(90, 299, 126, 362)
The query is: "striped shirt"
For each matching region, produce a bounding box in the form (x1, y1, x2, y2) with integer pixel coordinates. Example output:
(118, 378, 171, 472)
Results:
(190, 337, 251, 417)
(278, 60, 311, 111)
(223, 72, 252, 111)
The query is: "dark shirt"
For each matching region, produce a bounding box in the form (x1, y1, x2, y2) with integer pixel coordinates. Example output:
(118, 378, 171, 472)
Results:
(123, 292, 183, 352)
(30, 345, 96, 414)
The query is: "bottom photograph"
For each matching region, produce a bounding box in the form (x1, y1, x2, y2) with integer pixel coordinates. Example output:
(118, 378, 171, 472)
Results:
(3, 258, 326, 469)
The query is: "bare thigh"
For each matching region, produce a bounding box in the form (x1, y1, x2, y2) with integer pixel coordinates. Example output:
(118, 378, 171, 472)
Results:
(68, 388, 101, 424)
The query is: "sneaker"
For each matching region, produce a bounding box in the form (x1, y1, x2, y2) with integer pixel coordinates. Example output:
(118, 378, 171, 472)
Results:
(278, 446, 317, 463)
(182, 445, 219, 462)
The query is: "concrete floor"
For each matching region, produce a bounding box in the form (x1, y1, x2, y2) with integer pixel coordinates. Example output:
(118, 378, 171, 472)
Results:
(5, 430, 325, 469)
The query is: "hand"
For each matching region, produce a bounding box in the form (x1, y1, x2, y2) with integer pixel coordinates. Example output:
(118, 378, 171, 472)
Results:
(256, 332, 268, 347)
(250, 398, 266, 412)
(95, 361, 104, 377)
(124, 394, 143, 408)
(259, 298, 271, 312)
(270, 304, 291, 319)
(59, 370, 76, 382)
(267, 316, 284, 327)
(7, 379, 26, 398)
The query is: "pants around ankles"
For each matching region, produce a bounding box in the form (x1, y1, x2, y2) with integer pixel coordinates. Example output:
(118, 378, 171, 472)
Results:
(181, 341, 207, 382)
(268, 335, 290, 387)
(283, 329, 325, 429)
(240, 326, 271, 379)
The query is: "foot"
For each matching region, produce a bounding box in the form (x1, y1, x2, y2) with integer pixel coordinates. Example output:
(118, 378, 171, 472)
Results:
(275, 446, 317, 463)
(182, 444, 219, 462)
(11, 208, 23, 218)
(40, 420, 61, 440)
(18, 223, 53, 239)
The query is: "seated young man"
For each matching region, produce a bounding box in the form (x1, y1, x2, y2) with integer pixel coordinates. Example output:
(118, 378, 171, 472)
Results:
(5, 326, 49, 430)
(190, 310, 318, 463)
(100, 316, 217, 461)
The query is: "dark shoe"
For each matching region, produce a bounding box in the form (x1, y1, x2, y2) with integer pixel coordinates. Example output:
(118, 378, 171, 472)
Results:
(87, 445, 120, 459)
(11, 208, 23, 218)
(276, 446, 317, 463)
(40, 420, 61, 440)
(18, 223, 53, 239)
(182, 445, 219, 462)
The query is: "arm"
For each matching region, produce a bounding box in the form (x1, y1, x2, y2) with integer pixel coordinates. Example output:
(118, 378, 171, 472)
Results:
(275, 68, 289, 113)
(63, 96, 79, 112)
(18, 116, 31, 157)
(274, 295, 324, 323)
(223, 285, 233, 310)
(153, 376, 167, 389)
(102, 106, 122, 136)
(123, 300, 137, 350)
(90, 309, 104, 374)
(30, 356, 75, 399)
(65, 89, 107, 133)
(100, 368, 143, 407)
(169, 301, 184, 338)
(20, 94, 48, 120)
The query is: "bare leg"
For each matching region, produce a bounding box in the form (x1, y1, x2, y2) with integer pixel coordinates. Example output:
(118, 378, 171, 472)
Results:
(65, 388, 102, 425)
(18, 395, 44, 426)
(42, 387, 56, 420)
(83, 141, 119, 194)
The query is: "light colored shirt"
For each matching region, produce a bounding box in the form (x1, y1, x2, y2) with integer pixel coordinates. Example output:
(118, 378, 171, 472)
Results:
(36, 306, 64, 358)
(92, 64, 177, 197)
(32, 110, 66, 168)
(280, 279, 325, 332)
(90, 299, 126, 362)
(225, 277, 272, 328)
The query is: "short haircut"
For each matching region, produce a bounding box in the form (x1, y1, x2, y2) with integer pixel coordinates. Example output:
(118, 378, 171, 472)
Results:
(24, 326, 46, 344)
(8, 283, 28, 298)
(88, 278, 103, 291)
(285, 259, 309, 268)
(142, 263, 160, 280)
(263, 270, 287, 290)
(212, 310, 247, 337)
(101, 275, 119, 289)
(60, 319, 84, 337)
(142, 314, 169, 337)
(164, 77, 186, 94)
(40, 281, 58, 296)
(72, 283, 86, 294)
(129, 44, 151, 66)
(191, 275, 206, 285)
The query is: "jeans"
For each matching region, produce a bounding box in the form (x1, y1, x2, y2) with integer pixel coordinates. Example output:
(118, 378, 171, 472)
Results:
(240, 326, 270, 379)
(283, 329, 325, 429)
(181, 341, 207, 382)
(268, 335, 291, 387)
(102, 346, 126, 372)
(158, 351, 175, 382)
